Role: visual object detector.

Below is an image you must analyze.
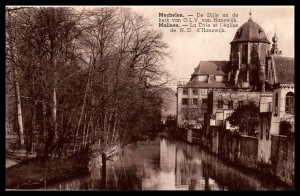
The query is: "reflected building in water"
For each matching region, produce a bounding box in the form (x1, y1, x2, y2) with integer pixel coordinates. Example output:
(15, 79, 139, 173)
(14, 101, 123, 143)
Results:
(47, 137, 291, 190)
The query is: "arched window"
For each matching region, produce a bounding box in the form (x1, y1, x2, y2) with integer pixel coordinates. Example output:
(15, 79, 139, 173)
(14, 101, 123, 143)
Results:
(274, 93, 278, 116)
(286, 92, 294, 114)
(242, 44, 248, 64)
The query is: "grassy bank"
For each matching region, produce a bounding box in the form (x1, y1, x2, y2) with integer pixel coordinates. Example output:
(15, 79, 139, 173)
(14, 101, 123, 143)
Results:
(6, 152, 90, 189)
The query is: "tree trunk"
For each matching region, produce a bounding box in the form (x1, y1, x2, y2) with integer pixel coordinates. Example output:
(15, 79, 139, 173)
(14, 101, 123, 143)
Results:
(29, 99, 37, 155)
(7, 10, 25, 147)
(14, 67, 25, 146)
(52, 74, 58, 142)
(42, 99, 47, 140)
(74, 71, 91, 152)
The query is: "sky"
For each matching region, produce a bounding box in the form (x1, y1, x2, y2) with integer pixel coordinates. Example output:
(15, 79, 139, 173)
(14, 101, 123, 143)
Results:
(129, 6, 294, 90)
(14, 6, 294, 90)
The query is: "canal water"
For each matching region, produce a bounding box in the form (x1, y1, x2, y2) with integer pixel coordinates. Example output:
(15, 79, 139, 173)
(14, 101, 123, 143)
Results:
(46, 137, 291, 190)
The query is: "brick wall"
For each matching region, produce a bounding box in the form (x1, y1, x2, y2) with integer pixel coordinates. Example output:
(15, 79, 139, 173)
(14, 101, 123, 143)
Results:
(270, 135, 294, 186)
(239, 135, 258, 168)
(216, 130, 258, 169)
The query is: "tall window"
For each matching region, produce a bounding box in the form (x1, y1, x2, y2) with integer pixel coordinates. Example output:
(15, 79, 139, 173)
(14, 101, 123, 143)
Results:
(201, 99, 208, 109)
(228, 101, 233, 109)
(275, 93, 278, 116)
(182, 98, 188, 105)
(286, 92, 294, 114)
(260, 120, 263, 140)
(242, 44, 248, 64)
(192, 88, 198, 95)
(217, 100, 223, 109)
(260, 44, 266, 65)
(183, 88, 188, 95)
(266, 115, 270, 140)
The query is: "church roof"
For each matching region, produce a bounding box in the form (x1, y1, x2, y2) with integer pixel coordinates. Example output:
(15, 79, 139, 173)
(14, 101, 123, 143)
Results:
(274, 57, 294, 84)
(187, 80, 228, 88)
(191, 61, 229, 76)
(231, 18, 270, 44)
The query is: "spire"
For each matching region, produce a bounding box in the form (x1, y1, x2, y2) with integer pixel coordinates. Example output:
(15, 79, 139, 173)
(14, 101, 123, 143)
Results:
(272, 25, 278, 43)
(270, 25, 282, 56)
(248, 10, 252, 21)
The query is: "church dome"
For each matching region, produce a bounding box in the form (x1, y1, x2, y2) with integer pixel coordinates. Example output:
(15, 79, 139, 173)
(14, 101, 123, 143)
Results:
(230, 17, 270, 44)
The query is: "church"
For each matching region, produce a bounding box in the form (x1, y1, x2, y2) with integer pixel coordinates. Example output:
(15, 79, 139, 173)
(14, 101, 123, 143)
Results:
(176, 13, 294, 142)
(176, 13, 294, 184)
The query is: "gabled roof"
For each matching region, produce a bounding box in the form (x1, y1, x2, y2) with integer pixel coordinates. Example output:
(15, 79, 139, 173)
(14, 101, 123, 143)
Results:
(191, 61, 229, 76)
(274, 57, 294, 84)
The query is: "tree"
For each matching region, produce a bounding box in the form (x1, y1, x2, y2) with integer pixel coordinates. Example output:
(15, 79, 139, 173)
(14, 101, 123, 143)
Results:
(5, 7, 171, 159)
(227, 101, 260, 136)
(6, 7, 26, 146)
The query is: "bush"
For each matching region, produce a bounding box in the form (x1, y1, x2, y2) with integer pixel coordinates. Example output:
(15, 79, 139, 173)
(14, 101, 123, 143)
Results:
(227, 102, 259, 136)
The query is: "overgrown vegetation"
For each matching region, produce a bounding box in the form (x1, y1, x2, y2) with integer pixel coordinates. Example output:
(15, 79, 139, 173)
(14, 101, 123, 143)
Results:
(6, 7, 172, 159)
(227, 102, 260, 136)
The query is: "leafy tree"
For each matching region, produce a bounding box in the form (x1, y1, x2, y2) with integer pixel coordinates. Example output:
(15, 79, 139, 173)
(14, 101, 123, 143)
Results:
(5, 7, 171, 159)
(227, 102, 260, 136)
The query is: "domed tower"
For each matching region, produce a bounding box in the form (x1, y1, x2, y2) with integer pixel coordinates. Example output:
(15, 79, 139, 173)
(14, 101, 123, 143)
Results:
(270, 29, 282, 56)
(228, 12, 271, 91)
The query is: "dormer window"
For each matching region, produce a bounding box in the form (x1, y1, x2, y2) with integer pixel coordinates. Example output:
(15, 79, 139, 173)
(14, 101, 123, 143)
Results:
(218, 100, 223, 109)
(236, 29, 242, 38)
(183, 88, 188, 95)
(228, 101, 233, 109)
(274, 92, 278, 116)
(192, 88, 198, 95)
(286, 92, 294, 114)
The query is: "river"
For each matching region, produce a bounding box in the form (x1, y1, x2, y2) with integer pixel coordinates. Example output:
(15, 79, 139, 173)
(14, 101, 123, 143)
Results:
(45, 136, 291, 190)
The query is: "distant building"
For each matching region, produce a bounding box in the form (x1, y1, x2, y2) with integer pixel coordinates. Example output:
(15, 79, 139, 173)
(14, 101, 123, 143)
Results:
(160, 88, 177, 125)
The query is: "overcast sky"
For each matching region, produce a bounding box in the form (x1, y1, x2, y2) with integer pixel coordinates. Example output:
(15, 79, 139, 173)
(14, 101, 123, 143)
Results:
(16, 6, 294, 90)
(129, 6, 294, 89)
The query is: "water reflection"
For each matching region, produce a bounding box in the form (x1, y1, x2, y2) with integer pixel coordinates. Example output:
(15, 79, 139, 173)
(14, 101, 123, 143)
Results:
(46, 137, 290, 190)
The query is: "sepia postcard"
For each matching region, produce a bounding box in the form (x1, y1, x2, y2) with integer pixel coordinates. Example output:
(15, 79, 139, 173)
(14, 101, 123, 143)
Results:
(5, 5, 294, 191)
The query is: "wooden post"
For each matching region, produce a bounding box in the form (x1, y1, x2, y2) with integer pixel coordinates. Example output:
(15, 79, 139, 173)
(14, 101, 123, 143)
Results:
(102, 153, 106, 188)
(187, 129, 192, 143)
(175, 146, 177, 175)
(204, 175, 209, 191)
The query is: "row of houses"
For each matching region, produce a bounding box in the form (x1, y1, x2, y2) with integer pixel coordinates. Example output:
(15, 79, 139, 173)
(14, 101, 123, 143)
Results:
(176, 14, 294, 186)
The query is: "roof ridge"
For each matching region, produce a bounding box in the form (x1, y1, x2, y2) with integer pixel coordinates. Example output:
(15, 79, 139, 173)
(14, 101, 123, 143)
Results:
(273, 56, 294, 59)
(199, 61, 202, 73)
(200, 60, 229, 62)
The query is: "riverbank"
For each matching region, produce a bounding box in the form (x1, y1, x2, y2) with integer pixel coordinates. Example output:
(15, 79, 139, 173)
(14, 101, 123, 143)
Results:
(6, 152, 90, 189)
(6, 137, 146, 190)
(198, 142, 293, 190)
(177, 128, 294, 189)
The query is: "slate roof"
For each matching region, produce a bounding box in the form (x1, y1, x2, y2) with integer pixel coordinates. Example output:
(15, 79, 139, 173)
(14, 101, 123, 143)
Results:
(274, 57, 294, 84)
(231, 18, 270, 44)
(191, 61, 230, 76)
(186, 80, 228, 88)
